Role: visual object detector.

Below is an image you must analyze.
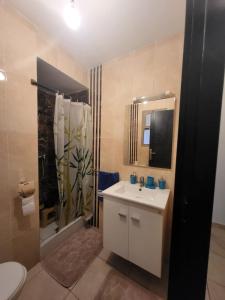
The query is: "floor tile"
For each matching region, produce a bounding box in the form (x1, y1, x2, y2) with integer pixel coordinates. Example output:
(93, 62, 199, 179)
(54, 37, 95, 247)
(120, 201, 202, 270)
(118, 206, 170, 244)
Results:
(71, 257, 111, 300)
(210, 239, 225, 259)
(208, 280, 225, 300)
(94, 268, 163, 300)
(26, 262, 42, 282)
(210, 226, 225, 258)
(65, 292, 79, 300)
(106, 252, 132, 276)
(205, 284, 210, 300)
(99, 250, 166, 298)
(207, 253, 225, 286)
(40, 222, 57, 241)
(129, 261, 167, 298)
(18, 270, 69, 300)
(98, 248, 111, 262)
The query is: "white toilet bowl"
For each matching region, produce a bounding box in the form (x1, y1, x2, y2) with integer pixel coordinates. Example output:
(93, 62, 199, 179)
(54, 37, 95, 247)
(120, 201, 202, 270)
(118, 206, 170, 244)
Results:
(0, 262, 27, 300)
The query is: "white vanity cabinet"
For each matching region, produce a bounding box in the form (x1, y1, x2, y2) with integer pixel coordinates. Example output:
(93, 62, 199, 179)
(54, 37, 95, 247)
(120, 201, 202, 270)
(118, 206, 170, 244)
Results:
(103, 182, 169, 278)
(129, 204, 163, 277)
(103, 197, 129, 260)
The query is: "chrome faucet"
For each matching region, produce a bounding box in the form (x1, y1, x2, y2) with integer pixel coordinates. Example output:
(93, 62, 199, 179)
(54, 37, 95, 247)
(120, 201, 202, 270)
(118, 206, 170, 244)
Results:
(139, 176, 145, 188)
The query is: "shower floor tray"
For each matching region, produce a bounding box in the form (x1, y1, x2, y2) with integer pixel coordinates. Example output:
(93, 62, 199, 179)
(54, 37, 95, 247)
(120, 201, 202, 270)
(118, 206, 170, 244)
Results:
(40, 221, 58, 242)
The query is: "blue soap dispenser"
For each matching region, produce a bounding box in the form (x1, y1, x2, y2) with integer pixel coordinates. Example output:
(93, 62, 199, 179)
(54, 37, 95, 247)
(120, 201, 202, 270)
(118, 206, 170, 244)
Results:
(158, 177, 166, 189)
(130, 172, 137, 184)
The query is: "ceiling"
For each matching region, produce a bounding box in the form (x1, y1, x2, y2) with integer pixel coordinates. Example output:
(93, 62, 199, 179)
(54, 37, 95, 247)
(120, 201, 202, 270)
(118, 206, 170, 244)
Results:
(8, 0, 186, 68)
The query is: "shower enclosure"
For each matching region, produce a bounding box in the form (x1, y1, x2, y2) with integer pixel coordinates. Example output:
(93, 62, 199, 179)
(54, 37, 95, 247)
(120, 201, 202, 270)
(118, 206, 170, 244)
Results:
(37, 58, 92, 244)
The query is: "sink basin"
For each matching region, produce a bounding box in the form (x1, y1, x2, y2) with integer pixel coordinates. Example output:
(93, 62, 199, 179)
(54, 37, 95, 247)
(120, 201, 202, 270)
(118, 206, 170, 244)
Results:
(102, 181, 170, 211)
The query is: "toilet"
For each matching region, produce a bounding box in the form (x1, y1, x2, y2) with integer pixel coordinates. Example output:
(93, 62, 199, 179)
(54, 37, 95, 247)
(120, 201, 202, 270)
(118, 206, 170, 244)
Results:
(0, 262, 27, 300)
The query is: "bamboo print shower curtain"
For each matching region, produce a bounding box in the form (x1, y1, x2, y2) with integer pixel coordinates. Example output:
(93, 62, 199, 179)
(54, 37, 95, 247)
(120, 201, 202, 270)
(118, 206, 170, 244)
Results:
(54, 94, 93, 228)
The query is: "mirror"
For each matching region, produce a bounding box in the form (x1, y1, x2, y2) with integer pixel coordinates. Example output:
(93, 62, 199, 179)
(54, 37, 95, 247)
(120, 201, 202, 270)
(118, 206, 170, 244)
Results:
(124, 96, 175, 169)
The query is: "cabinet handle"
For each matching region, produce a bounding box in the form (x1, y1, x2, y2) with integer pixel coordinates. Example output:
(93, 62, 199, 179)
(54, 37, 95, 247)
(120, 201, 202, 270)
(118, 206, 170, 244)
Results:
(131, 216, 140, 222)
(118, 212, 127, 218)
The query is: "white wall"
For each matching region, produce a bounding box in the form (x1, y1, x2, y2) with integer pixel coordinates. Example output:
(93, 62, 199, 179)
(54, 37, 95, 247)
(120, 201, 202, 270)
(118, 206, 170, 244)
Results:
(213, 73, 225, 225)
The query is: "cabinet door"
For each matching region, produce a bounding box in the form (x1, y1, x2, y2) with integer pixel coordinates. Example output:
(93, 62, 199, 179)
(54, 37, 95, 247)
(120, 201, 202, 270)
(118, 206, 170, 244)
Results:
(103, 197, 129, 259)
(129, 205, 163, 277)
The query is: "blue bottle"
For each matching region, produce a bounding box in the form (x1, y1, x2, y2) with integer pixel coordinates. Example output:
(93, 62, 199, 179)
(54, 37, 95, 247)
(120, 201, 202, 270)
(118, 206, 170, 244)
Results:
(158, 178, 166, 189)
(145, 176, 156, 189)
(130, 173, 137, 184)
(147, 176, 154, 186)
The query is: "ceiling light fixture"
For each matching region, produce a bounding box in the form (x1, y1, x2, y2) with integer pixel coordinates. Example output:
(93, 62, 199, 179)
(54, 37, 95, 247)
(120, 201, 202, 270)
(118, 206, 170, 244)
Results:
(0, 69, 7, 81)
(63, 0, 81, 31)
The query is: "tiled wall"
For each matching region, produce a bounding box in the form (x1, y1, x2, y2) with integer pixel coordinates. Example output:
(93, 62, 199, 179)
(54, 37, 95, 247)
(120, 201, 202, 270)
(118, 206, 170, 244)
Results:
(38, 89, 59, 209)
(101, 34, 184, 194)
(0, 4, 88, 269)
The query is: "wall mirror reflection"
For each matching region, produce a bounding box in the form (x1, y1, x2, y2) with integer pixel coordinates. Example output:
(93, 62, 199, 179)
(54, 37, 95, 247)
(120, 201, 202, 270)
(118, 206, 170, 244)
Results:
(124, 95, 175, 169)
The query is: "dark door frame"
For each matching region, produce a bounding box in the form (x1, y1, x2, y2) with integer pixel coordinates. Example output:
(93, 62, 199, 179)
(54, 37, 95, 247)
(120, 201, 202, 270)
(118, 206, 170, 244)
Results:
(168, 0, 225, 299)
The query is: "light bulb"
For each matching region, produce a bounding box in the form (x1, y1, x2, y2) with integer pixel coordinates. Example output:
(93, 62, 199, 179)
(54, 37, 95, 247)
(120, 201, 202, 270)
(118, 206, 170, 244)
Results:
(63, 0, 81, 30)
(0, 69, 7, 81)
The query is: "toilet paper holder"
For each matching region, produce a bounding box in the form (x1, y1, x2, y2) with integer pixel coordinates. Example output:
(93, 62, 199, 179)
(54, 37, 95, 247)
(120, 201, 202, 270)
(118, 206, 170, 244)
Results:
(18, 180, 36, 216)
(18, 180, 35, 197)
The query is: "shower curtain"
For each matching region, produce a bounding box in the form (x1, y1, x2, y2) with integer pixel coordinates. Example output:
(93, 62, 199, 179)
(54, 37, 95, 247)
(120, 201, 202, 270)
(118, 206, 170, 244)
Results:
(54, 94, 93, 228)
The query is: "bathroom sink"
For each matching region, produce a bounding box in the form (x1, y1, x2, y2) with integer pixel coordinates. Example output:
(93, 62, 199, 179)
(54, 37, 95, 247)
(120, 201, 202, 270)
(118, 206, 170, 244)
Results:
(102, 181, 170, 211)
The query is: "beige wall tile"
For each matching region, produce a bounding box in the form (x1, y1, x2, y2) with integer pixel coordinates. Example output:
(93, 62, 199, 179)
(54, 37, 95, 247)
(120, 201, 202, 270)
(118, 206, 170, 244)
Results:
(13, 229, 40, 270)
(101, 34, 184, 193)
(0, 4, 88, 270)
(0, 210, 11, 242)
(0, 133, 10, 216)
(0, 239, 13, 263)
(0, 83, 8, 131)
(11, 195, 39, 239)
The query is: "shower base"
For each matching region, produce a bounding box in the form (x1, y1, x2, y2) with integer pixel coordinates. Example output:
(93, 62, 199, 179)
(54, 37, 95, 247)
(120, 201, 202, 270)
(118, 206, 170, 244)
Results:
(40, 217, 84, 258)
(40, 221, 58, 243)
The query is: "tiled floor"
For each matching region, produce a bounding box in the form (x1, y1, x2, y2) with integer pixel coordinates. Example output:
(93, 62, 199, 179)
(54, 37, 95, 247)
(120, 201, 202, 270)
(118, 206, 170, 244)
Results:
(40, 221, 58, 243)
(19, 223, 224, 300)
(206, 224, 225, 300)
(19, 247, 165, 300)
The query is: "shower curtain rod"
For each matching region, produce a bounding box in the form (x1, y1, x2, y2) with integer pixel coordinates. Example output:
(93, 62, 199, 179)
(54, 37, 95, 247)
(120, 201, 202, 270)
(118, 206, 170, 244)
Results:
(30, 79, 87, 103)
(30, 79, 89, 105)
(31, 79, 65, 95)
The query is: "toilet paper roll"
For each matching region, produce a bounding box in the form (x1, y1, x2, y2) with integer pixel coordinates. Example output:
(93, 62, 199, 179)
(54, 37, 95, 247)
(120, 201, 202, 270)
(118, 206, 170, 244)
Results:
(21, 195, 35, 216)
(23, 202, 35, 216)
(18, 181, 35, 196)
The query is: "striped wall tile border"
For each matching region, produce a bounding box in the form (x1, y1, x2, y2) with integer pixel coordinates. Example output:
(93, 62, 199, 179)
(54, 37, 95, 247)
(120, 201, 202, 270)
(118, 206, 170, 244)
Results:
(129, 104, 138, 164)
(90, 65, 102, 226)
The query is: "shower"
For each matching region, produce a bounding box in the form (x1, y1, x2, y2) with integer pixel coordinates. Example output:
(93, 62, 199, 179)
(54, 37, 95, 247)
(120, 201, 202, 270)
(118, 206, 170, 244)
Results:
(36, 58, 92, 244)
